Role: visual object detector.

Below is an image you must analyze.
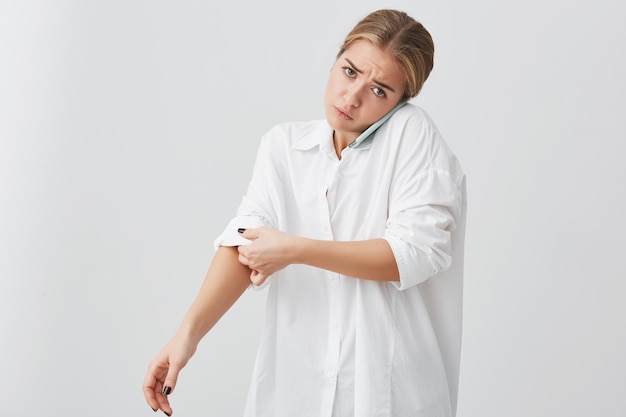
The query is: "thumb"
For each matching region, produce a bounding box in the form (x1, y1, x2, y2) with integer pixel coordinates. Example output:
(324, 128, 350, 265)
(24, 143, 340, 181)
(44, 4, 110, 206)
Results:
(237, 227, 259, 240)
(162, 362, 183, 396)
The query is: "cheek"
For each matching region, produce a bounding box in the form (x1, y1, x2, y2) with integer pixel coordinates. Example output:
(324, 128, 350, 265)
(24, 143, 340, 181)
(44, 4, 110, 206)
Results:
(362, 98, 394, 124)
(323, 79, 336, 117)
(324, 78, 337, 102)
(323, 79, 333, 103)
(325, 70, 346, 98)
(365, 101, 397, 123)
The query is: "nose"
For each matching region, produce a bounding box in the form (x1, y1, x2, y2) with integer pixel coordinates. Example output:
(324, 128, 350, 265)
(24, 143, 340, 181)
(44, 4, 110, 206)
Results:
(342, 83, 362, 108)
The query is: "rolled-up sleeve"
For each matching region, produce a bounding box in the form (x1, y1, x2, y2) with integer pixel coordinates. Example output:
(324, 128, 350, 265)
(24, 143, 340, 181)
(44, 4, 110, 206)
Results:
(213, 134, 280, 290)
(213, 215, 270, 249)
(384, 168, 463, 290)
(214, 133, 279, 247)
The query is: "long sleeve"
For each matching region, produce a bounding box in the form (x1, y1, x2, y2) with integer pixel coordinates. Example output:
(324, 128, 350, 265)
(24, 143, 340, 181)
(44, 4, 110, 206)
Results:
(382, 111, 465, 290)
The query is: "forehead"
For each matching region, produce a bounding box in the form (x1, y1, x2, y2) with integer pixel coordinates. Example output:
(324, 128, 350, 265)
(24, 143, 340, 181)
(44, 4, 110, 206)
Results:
(340, 40, 404, 83)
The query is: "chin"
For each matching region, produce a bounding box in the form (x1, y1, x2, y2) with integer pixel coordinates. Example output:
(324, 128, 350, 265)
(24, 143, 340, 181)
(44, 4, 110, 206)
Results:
(327, 117, 352, 133)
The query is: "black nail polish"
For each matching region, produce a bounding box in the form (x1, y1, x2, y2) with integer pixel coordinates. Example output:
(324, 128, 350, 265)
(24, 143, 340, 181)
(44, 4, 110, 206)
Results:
(163, 412, 171, 417)
(237, 228, 246, 233)
(162, 386, 172, 395)
(152, 407, 157, 412)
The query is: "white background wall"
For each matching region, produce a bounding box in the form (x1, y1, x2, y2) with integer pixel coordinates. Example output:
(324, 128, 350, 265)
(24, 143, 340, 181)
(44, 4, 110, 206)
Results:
(1, 0, 625, 416)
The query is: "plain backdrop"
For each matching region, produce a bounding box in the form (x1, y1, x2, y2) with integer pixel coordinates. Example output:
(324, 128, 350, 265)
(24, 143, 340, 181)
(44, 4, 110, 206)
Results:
(1, 0, 625, 416)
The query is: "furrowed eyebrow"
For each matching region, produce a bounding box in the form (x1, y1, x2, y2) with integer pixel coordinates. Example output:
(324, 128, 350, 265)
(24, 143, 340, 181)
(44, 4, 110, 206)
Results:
(345, 59, 363, 74)
(345, 58, 396, 93)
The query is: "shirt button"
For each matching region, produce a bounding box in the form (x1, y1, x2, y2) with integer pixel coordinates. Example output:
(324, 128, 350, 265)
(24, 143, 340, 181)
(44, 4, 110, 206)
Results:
(327, 371, 335, 378)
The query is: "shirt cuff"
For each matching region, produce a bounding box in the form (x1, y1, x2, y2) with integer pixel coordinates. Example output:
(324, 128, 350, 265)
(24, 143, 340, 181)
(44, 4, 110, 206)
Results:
(213, 216, 268, 249)
(383, 235, 438, 290)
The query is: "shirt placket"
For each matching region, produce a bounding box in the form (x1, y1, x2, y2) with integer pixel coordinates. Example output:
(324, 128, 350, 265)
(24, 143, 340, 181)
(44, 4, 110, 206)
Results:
(318, 156, 342, 417)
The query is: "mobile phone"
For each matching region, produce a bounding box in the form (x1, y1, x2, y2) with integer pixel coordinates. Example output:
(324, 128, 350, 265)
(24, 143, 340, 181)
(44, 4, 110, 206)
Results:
(348, 101, 407, 148)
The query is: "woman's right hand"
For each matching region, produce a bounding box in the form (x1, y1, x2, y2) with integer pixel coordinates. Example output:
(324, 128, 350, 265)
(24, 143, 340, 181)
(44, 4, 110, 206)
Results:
(142, 333, 198, 416)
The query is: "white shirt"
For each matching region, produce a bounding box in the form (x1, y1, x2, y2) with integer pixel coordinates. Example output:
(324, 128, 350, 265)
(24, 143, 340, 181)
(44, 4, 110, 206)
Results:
(215, 104, 466, 417)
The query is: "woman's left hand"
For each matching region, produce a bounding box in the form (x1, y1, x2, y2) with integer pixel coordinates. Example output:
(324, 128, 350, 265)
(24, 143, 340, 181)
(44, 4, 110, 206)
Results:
(237, 227, 297, 286)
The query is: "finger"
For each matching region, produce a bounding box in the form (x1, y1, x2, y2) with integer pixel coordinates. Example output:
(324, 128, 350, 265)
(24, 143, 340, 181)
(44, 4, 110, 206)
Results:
(162, 362, 182, 398)
(143, 362, 168, 412)
(142, 372, 160, 411)
(154, 379, 173, 415)
(238, 227, 260, 240)
(250, 270, 268, 286)
(152, 360, 181, 417)
(238, 252, 250, 267)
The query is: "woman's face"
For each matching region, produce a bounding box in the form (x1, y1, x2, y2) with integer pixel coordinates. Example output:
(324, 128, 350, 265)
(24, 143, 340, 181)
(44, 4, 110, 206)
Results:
(324, 40, 405, 144)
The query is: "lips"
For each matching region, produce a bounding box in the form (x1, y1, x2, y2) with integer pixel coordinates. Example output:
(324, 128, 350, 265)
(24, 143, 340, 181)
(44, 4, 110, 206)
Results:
(333, 106, 353, 120)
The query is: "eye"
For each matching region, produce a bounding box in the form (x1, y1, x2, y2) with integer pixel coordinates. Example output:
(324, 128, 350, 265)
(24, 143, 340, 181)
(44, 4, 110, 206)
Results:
(372, 86, 387, 98)
(343, 66, 356, 78)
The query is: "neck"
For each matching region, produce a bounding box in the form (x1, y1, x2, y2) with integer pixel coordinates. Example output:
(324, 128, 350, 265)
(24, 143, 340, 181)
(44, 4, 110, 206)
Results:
(333, 131, 357, 158)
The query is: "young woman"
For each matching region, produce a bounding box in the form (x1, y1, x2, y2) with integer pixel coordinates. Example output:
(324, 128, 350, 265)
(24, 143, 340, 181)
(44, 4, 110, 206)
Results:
(143, 9, 466, 417)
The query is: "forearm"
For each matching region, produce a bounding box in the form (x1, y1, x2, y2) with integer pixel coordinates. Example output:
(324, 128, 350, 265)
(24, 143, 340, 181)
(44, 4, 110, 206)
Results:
(294, 237, 399, 281)
(176, 246, 251, 345)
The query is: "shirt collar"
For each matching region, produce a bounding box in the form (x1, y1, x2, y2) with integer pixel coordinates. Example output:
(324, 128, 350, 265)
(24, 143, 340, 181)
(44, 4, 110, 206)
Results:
(292, 120, 377, 156)
(293, 121, 335, 154)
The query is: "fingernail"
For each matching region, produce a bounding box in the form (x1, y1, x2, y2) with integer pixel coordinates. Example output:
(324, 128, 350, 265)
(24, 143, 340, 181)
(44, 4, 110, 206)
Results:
(237, 228, 246, 233)
(163, 412, 171, 417)
(152, 407, 157, 412)
(162, 386, 172, 395)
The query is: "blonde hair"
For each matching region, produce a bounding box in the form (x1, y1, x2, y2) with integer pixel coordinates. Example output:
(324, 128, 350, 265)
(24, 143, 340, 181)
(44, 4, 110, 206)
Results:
(337, 9, 435, 99)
